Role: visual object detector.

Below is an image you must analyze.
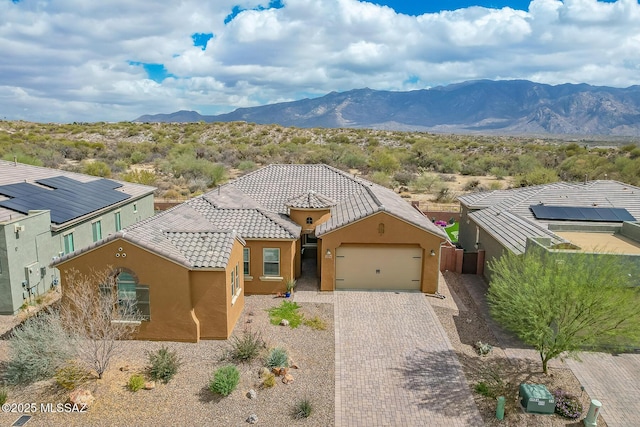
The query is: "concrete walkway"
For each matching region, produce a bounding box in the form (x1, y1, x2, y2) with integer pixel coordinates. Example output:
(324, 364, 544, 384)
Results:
(334, 291, 482, 426)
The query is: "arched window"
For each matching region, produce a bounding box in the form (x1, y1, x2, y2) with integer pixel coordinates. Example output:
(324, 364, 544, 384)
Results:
(101, 271, 150, 321)
(306, 217, 313, 224)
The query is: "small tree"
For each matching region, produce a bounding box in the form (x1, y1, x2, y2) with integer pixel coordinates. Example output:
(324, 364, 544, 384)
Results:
(488, 249, 640, 374)
(60, 269, 142, 379)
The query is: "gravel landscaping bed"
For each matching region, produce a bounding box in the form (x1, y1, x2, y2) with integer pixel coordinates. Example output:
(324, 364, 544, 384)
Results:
(0, 295, 334, 427)
(432, 272, 607, 427)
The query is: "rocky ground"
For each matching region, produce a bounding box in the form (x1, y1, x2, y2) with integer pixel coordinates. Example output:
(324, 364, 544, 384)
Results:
(0, 295, 334, 427)
(431, 272, 607, 426)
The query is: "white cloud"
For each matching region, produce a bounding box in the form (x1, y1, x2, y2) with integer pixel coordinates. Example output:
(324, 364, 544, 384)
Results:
(0, 0, 639, 122)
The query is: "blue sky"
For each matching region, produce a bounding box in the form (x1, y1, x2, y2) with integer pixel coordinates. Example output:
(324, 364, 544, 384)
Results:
(1, 0, 639, 122)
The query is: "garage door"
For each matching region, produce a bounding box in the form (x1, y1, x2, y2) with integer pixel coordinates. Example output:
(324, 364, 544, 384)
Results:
(335, 246, 422, 290)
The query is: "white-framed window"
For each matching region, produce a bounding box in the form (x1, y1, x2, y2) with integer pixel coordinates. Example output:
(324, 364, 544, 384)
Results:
(63, 232, 75, 254)
(114, 211, 122, 232)
(263, 248, 280, 277)
(243, 248, 250, 275)
(92, 220, 102, 242)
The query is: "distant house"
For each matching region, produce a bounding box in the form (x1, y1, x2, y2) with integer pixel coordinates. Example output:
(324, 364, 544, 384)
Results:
(54, 164, 447, 342)
(457, 180, 640, 279)
(0, 159, 156, 314)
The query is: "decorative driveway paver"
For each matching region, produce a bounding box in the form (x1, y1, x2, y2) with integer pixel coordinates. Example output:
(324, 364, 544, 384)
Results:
(334, 291, 482, 427)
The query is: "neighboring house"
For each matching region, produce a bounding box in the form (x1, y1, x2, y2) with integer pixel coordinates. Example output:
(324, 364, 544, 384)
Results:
(458, 180, 640, 280)
(0, 159, 156, 314)
(54, 164, 447, 342)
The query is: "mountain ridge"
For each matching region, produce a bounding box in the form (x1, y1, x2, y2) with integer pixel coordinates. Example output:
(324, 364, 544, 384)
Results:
(134, 80, 640, 136)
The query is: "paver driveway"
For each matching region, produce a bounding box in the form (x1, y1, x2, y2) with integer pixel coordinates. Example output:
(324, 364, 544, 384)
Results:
(334, 291, 482, 426)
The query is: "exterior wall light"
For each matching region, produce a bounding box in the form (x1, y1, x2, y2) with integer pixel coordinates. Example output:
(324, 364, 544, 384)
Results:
(430, 249, 436, 256)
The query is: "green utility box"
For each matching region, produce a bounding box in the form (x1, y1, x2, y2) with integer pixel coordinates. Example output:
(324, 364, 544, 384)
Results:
(519, 383, 555, 414)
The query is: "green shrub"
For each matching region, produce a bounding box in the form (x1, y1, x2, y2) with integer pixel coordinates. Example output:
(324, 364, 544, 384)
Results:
(265, 347, 289, 369)
(474, 381, 491, 397)
(55, 361, 90, 390)
(0, 387, 7, 405)
(261, 373, 276, 388)
(128, 374, 146, 392)
(209, 365, 240, 396)
(147, 346, 181, 384)
(293, 398, 313, 419)
(6, 311, 74, 385)
(237, 160, 257, 172)
(267, 301, 303, 328)
(230, 329, 265, 363)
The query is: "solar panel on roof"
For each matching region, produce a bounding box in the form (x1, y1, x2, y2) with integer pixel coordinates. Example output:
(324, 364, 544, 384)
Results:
(0, 176, 131, 224)
(530, 205, 636, 222)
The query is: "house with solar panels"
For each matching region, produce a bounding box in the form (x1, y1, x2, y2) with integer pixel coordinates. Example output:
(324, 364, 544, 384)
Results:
(0, 159, 156, 314)
(53, 164, 447, 342)
(457, 180, 640, 279)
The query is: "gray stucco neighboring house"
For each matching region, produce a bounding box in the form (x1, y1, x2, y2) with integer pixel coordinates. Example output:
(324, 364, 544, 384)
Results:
(458, 180, 640, 280)
(0, 159, 155, 314)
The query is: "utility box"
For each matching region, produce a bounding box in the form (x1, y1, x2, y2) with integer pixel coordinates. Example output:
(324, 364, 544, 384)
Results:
(519, 383, 555, 414)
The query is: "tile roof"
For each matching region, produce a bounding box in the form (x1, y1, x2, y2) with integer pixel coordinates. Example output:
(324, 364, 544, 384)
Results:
(53, 202, 245, 269)
(56, 163, 447, 269)
(460, 180, 640, 254)
(286, 191, 336, 209)
(0, 159, 155, 224)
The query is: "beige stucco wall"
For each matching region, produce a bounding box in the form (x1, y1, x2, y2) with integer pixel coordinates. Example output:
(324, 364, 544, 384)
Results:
(288, 208, 331, 233)
(319, 212, 446, 293)
(243, 239, 297, 294)
(58, 239, 201, 342)
(190, 240, 244, 339)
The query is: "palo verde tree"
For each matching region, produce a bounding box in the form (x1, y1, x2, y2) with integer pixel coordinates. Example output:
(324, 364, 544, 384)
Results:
(487, 248, 640, 374)
(60, 269, 142, 379)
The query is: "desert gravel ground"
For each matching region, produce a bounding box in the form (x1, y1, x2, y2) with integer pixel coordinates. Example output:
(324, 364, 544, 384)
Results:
(431, 272, 607, 427)
(0, 294, 334, 427)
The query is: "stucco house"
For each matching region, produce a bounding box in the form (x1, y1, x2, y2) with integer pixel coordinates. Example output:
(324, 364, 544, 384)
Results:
(0, 159, 155, 314)
(54, 164, 448, 342)
(457, 180, 640, 279)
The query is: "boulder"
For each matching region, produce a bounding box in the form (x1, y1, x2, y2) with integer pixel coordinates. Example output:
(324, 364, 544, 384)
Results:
(144, 381, 156, 390)
(282, 373, 294, 384)
(246, 414, 258, 424)
(279, 319, 289, 326)
(68, 389, 95, 408)
(247, 389, 257, 399)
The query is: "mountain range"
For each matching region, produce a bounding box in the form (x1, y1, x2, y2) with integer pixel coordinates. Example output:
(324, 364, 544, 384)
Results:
(134, 80, 640, 136)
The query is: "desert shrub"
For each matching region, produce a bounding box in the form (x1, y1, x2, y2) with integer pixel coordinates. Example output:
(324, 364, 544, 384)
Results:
(209, 365, 240, 396)
(474, 381, 492, 397)
(261, 373, 276, 388)
(265, 347, 289, 369)
(293, 398, 313, 419)
(393, 171, 414, 186)
(6, 311, 74, 385)
(128, 374, 146, 392)
(368, 171, 391, 187)
(147, 346, 181, 384)
(433, 186, 457, 203)
(474, 341, 493, 356)
(82, 160, 111, 177)
(55, 361, 91, 390)
(411, 173, 441, 193)
(121, 169, 156, 185)
(553, 389, 583, 419)
(237, 160, 257, 172)
(303, 316, 327, 331)
(474, 366, 510, 399)
(463, 179, 481, 191)
(0, 387, 7, 405)
(230, 329, 265, 363)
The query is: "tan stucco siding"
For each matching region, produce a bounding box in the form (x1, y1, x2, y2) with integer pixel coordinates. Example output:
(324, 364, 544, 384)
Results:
(243, 240, 296, 294)
(190, 240, 244, 340)
(319, 212, 445, 293)
(58, 239, 200, 342)
(288, 208, 331, 233)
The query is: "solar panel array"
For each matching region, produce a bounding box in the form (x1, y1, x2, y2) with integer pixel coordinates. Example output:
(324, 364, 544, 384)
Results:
(0, 176, 130, 224)
(530, 205, 636, 222)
